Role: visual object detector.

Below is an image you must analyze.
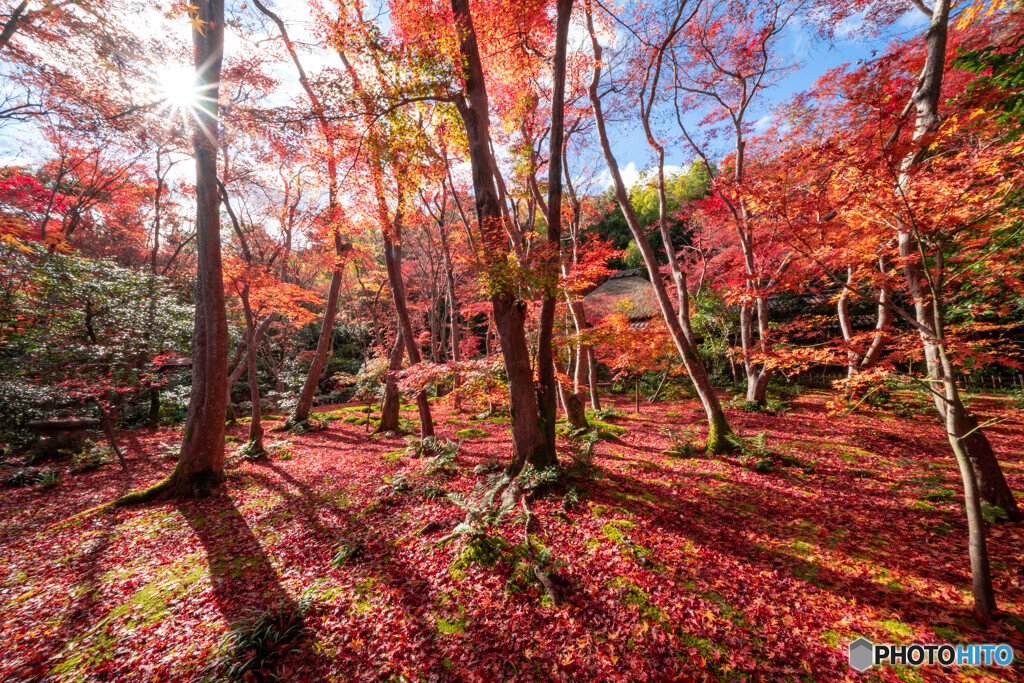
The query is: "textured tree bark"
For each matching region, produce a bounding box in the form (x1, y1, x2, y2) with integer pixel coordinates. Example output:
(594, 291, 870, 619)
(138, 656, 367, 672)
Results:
(376, 330, 405, 434)
(239, 287, 265, 455)
(534, 0, 573, 468)
(287, 266, 343, 428)
(382, 229, 434, 438)
(895, 0, 1000, 614)
(450, 0, 547, 474)
(169, 0, 229, 498)
(554, 358, 588, 429)
(586, 7, 731, 452)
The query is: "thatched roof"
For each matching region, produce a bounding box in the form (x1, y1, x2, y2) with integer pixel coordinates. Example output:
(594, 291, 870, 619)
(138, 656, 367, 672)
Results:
(582, 269, 659, 324)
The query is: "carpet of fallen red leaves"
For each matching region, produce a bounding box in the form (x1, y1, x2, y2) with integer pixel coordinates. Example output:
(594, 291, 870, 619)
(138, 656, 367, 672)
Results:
(2, 389, 1023, 681)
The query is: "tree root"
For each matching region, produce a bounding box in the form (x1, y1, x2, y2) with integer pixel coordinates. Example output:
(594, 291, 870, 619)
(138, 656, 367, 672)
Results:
(236, 440, 268, 461)
(112, 476, 175, 506)
(45, 475, 176, 532)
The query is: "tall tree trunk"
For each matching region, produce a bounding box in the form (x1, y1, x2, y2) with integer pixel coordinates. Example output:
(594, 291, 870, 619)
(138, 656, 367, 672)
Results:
(287, 266, 343, 428)
(450, 0, 547, 474)
(439, 225, 463, 411)
(382, 227, 434, 438)
(240, 287, 265, 455)
(587, 345, 601, 410)
(555, 358, 588, 429)
(376, 330, 405, 433)
(334, 41, 434, 439)
(566, 299, 596, 411)
(741, 231, 770, 405)
(586, 7, 731, 452)
(170, 0, 229, 497)
(534, 0, 573, 467)
(895, 0, 1002, 614)
(253, 0, 347, 430)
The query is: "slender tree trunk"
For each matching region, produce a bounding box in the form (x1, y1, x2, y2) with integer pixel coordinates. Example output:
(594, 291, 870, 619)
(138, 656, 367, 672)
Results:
(739, 291, 771, 404)
(439, 226, 463, 411)
(937, 337, 996, 615)
(168, 0, 229, 498)
(227, 314, 275, 391)
(287, 266, 343, 428)
(240, 287, 265, 455)
(382, 229, 434, 438)
(450, 0, 547, 474)
(0, 0, 28, 52)
(587, 346, 601, 410)
(147, 389, 160, 427)
(892, 0, 1001, 612)
(376, 330, 405, 434)
(650, 371, 669, 403)
(150, 154, 164, 274)
(99, 406, 128, 472)
(839, 264, 891, 379)
(566, 299, 595, 408)
(253, 0, 348, 430)
(534, 0, 573, 468)
(586, 8, 731, 452)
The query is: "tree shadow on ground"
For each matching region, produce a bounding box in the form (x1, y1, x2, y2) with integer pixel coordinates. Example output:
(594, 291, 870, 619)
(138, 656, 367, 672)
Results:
(13, 510, 124, 679)
(177, 492, 325, 680)
(587, 456, 1024, 651)
(238, 461, 453, 675)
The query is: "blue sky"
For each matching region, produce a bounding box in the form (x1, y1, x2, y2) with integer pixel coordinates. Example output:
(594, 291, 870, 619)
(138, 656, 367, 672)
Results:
(0, 0, 935, 198)
(591, 6, 934, 190)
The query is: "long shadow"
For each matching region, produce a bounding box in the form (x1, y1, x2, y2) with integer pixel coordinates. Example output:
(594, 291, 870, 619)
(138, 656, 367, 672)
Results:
(300, 428, 404, 449)
(241, 462, 451, 673)
(12, 510, 124, 679)
(591, 458, 1023, 642)
(176, 492, 322, 679)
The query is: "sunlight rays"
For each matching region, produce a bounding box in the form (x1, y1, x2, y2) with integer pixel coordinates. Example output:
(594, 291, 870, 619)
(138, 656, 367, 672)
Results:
(152, 59, 220, 139)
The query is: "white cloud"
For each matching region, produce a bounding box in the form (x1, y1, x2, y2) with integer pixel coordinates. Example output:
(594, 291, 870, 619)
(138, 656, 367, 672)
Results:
(620, 162, 639, 188)
(753, 115, 773, 134)
(597, 161, 639, 191)
(662, 163, 683, 177)
(597, 161, 702, 191)
(835, 11, 868, 40)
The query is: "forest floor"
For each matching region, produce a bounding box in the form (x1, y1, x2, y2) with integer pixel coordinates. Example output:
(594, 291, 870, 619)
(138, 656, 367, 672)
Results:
(1, 389, 1023, 681)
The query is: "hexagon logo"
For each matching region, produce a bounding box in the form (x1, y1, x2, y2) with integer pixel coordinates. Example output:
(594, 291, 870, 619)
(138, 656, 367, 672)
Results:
(848, 637, 874, 672)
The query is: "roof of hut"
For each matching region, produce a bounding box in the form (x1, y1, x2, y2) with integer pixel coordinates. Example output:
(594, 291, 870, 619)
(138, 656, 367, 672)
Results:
(582, 269, 659, 325)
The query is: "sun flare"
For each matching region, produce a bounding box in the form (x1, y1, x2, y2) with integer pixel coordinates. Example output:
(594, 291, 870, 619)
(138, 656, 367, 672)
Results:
(159, 65, 200, 112)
